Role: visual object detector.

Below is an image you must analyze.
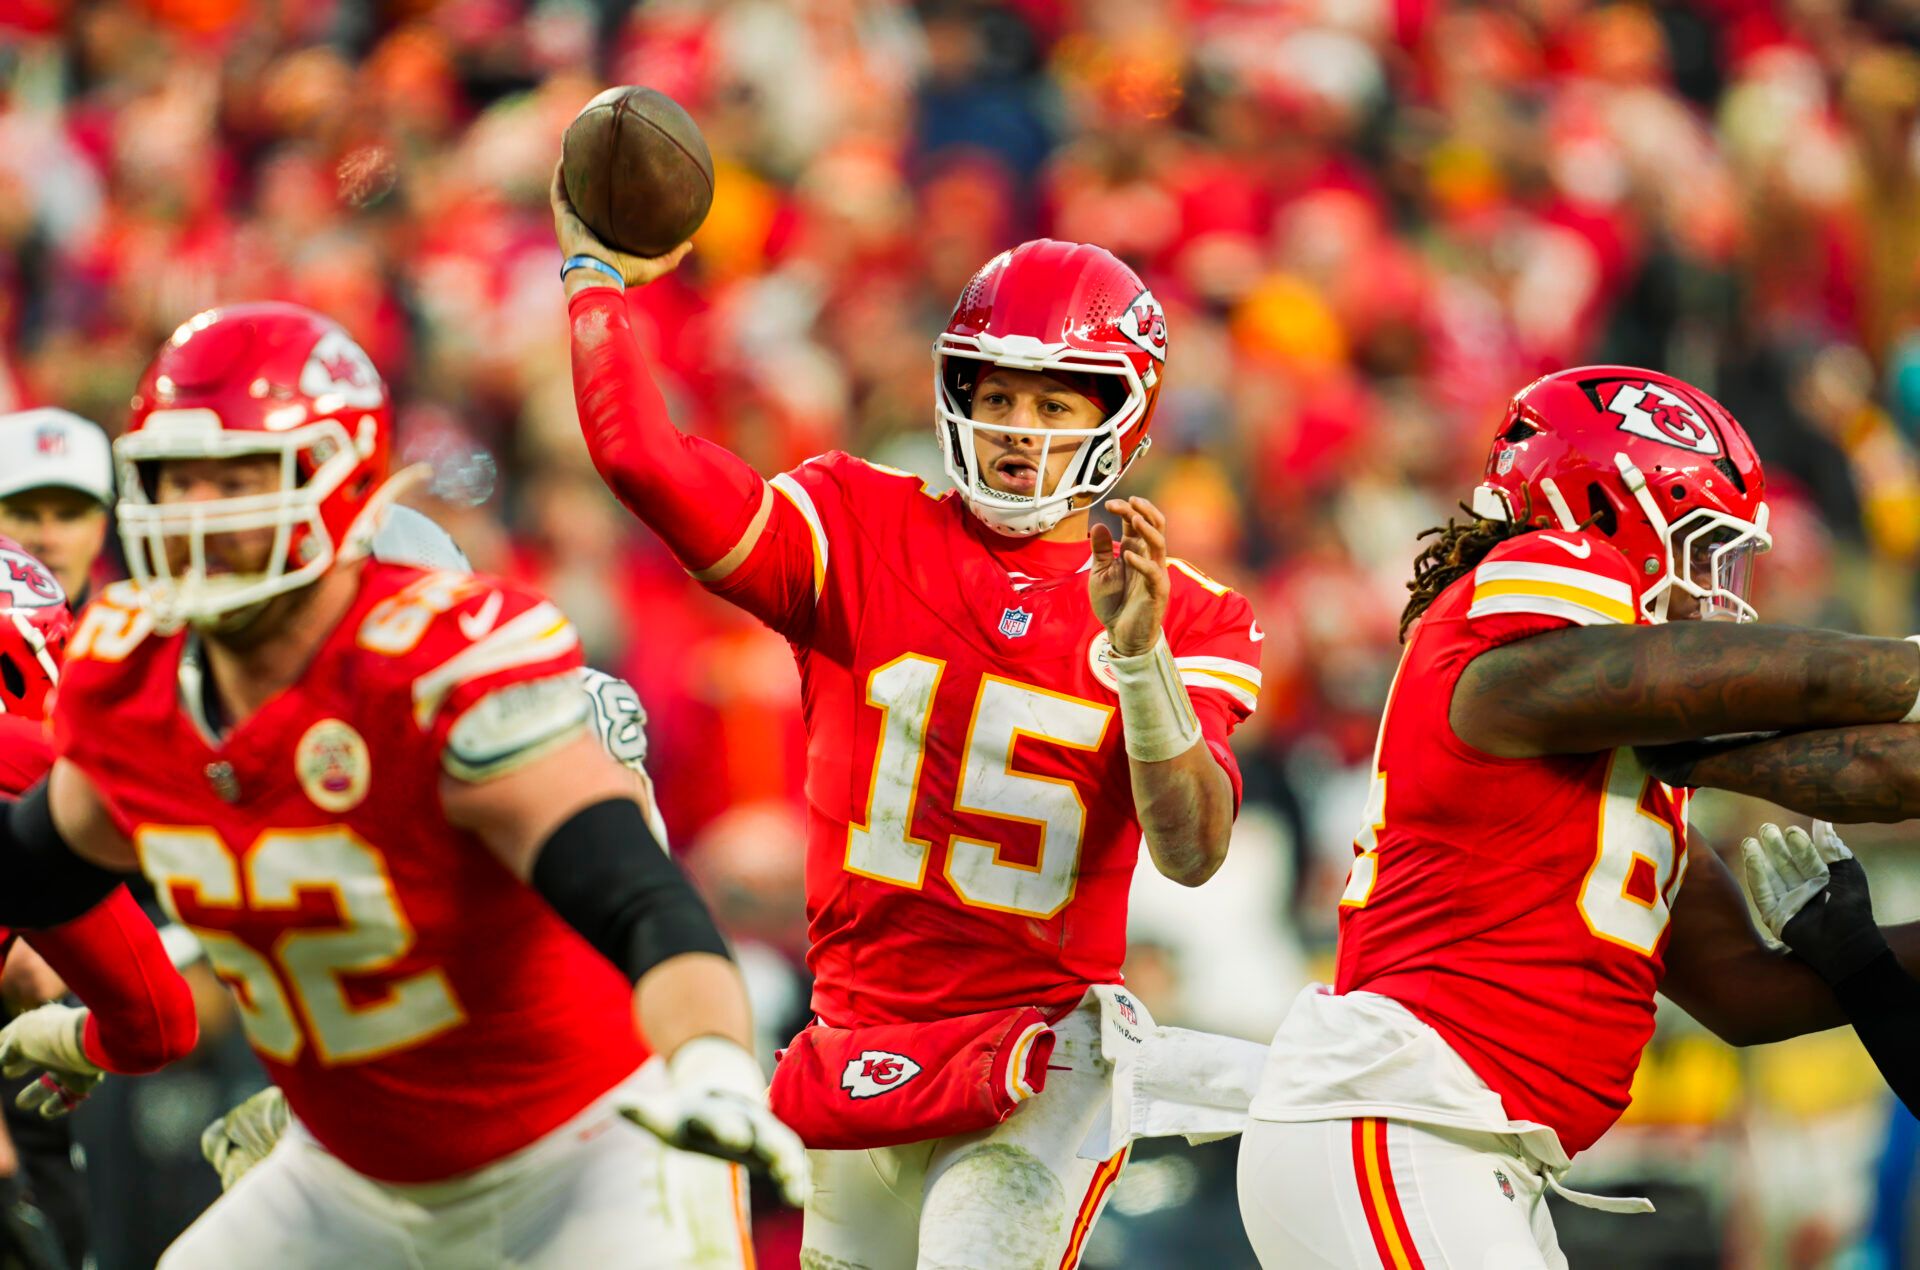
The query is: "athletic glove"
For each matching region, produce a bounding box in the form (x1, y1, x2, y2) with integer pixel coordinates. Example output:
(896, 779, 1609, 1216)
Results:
(618, 1036, 812, 1207)
(1740, 821, 1889, 983)
(0, 1004, 100, 1118)
(200, 1085, 289, 1190)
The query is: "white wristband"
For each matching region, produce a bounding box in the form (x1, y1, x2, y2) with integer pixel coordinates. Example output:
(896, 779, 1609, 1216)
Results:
(1109, 635, 1202, 763)
(668, 1035, 767, 1102)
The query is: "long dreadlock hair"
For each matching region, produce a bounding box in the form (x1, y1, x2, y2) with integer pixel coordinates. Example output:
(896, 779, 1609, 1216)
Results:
(1397, 489, 1537, 642)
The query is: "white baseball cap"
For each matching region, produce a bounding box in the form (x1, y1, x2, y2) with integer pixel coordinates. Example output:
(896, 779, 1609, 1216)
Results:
(0, 409, 113, 506)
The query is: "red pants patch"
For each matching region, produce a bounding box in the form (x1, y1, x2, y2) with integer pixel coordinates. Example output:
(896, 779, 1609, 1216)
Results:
(771, 1007, 1056, 1150)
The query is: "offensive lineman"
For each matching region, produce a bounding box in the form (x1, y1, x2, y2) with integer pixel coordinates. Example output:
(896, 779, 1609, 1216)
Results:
(555, 170, 1261, 1267)
(1239, 368, 1920, 1267)
(0, 303, 805, 1268)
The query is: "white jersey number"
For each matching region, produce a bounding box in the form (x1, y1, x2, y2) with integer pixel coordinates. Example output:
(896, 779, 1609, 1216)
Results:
(845, 658, 1114, 919)
(138, 826, 466, 1065)
(1577, 750, 1688, 955)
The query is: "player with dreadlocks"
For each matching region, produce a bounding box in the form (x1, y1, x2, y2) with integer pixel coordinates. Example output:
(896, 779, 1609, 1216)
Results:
(1238, 365, 1920, 1268)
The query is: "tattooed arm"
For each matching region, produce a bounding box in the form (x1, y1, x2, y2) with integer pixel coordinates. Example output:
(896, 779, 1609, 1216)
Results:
(1451, 625, 1920, 758)
(1642, 724, 1920, 823)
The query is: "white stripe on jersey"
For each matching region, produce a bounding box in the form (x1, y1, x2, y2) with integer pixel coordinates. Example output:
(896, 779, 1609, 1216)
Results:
(412, 601, 580, 727)
(769, 472, 829, 600)
(1472, 558, 1633, 604)
(1465, 591, 1624, 628)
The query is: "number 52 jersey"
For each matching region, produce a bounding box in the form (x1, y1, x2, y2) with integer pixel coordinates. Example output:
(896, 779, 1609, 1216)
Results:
(706, 452, 1263, 1027)
(52, 565, 646, 1184)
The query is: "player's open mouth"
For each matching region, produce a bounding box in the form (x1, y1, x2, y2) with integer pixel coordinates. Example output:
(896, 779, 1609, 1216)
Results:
(993, 455, 1039, 494)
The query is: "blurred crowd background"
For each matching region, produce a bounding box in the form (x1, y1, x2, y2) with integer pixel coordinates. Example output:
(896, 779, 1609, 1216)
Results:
(6, 0, 1920, 1265)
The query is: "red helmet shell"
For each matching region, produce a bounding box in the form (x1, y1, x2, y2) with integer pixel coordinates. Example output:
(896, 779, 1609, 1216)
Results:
(0, 536, 70, 719)
(935, 239, 1168, 535)
(128, 302, 392, 557)
(1478, 366, 1768, 594)
(119, 303, 393, 623)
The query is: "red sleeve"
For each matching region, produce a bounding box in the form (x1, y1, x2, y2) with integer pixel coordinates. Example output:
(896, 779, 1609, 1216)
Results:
(568, 288, 770, 570)
(26, 888, 197, 1074)
(1166, 569, 1263, 812)
(388, 579, 589, 759)
(1460, 530, 1643, 650)
(0, 714, 53, 797)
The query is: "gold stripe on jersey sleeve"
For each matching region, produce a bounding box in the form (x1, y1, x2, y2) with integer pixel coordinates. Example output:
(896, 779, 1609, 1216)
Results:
(1469, 578, 1634, 625)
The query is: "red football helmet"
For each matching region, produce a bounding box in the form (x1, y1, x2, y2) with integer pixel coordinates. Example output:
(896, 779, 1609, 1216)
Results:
(1473, 366, 1770, 622)
(935, 239, 1168, 536)
(0, 536, 71, 719)
(117, 303, 393, 628)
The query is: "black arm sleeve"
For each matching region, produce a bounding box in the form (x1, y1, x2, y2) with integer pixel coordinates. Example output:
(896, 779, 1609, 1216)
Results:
(529, 797, 731, 983)
(1831, 950, 1920, 1114)
(0, 782, 123, 928)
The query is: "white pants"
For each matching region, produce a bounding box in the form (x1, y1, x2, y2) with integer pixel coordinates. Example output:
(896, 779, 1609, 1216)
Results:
(160, 1061, 751, 1270)
(1236, 1118, 1568, 1270)
(800, 998, 1127, 1270)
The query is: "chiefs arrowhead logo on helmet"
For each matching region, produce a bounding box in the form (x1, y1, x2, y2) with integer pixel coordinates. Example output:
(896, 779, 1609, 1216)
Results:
(1117, 290, 1168, 363)
(0, 550, 61, 607)
(299, 330, 386, 411)
(840, 1049, 923, 1099)
(1601, 380, 1719, 456)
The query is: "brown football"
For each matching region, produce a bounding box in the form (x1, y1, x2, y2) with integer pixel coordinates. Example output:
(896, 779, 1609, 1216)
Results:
(562, 86, 715, 258)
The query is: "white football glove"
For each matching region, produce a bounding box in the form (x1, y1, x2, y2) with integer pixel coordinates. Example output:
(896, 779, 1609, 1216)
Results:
(0, 1004, 102, 1117)
(200, 1085, 289, 1190)
(618, 1036, 811, 1207)
(1740, 820, 1854, 940)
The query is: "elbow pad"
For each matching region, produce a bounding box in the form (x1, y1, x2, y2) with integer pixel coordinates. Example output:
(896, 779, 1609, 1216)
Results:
(529, 798, 730, 983)
(0, 784, 121, 929)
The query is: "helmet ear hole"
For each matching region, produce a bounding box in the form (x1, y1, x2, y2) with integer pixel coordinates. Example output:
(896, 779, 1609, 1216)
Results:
(1584, 484, 1618, 537)
(0, 653, 23, 702)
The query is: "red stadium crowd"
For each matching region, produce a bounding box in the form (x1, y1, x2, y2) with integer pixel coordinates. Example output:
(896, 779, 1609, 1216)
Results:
(4, 2, 1920, 1259)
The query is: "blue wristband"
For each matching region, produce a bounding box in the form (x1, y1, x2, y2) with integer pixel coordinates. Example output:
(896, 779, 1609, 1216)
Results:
(561, 254, 625, 291)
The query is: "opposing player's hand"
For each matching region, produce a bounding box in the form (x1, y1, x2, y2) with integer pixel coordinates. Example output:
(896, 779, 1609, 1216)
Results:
(550, 162, 692, 293)
(1090, 497, 1171, 657)
(617, 1036, 811, 1207)
(0, 1004, 101, 1118)
(1741, 821, 1888, 983)
(200, 1085, 289, 1191)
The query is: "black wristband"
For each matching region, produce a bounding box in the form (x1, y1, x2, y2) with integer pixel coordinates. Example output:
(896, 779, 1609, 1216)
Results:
(529, 797, 731, 983)
(0, 783, 121, 928)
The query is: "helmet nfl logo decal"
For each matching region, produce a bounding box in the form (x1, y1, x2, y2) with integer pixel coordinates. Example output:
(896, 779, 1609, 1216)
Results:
(1604, 381, 1720, 456)
(841, 1050, 922, 1099)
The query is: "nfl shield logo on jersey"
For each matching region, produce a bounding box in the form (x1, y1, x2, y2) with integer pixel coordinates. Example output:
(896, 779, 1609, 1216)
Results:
(998, 606, 1032, 639)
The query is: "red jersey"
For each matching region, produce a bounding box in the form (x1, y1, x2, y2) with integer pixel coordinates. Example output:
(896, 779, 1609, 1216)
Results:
(1334, 528, 1688, 1156)
(708, 452, 1261, 1025)
(53, 565, 646, 1182)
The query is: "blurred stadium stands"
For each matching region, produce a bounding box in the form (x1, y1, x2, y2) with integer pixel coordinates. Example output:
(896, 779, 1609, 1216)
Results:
(7, 0, 1920, 1264)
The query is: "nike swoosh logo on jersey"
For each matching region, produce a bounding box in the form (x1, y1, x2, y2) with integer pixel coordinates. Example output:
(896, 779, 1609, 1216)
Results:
(1537, 535, 1592, 559)
(458, 591, 504, 642)
(1249, 621, 1265, 642)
